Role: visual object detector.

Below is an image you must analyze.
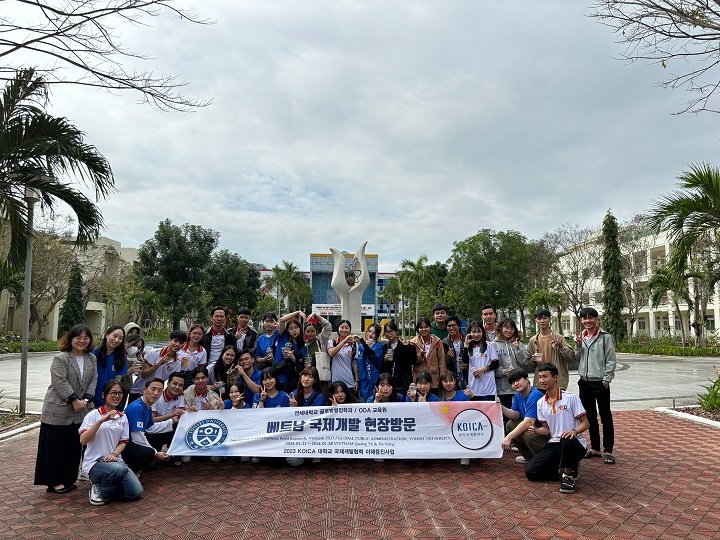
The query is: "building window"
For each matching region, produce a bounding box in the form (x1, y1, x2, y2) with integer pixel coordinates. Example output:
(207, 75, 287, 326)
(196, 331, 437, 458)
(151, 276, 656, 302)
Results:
(637, 318, 646, 330)
(706, 316, 715, 331)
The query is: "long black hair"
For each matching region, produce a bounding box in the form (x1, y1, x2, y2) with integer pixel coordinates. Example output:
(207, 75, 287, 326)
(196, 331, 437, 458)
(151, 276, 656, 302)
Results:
(97, 325, 127, 372)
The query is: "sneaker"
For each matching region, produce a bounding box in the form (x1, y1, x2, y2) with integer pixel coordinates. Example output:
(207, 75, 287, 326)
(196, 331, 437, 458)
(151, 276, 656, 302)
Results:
(560, 475, 575, 494)
(77, 470, 89, 482)
(240, 456, 251, 463)
(510, 446, 519, 452)
(89, 484, 106, 506)
(210, 456, 221, 462)
(310, 458, 321, 464)
(181, 456, 191, 463)
(460, 458, 470, 466)
(250, 457, 261, 463)
(515, 456, 528, 464)
(572, 466, 580, 480)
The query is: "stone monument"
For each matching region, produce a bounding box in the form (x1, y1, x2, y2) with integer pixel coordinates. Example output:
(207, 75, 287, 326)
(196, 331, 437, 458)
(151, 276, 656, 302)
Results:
(330, 242, 371, 333)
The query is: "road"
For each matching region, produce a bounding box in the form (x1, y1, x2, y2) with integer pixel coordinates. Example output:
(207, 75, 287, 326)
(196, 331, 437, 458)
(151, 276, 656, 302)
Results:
(0, 351, 717, 413)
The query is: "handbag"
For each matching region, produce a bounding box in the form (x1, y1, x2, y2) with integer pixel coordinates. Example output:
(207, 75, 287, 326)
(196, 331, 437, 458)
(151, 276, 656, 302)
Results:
(315, 351, 332, 382)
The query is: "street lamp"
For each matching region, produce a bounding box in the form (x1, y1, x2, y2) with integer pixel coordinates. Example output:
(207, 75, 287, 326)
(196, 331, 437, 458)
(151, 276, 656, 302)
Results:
(19, 185, 42, 417)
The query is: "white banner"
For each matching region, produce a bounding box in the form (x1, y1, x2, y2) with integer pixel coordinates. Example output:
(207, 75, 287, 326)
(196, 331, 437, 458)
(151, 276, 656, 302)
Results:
(167, 402, 503, 459)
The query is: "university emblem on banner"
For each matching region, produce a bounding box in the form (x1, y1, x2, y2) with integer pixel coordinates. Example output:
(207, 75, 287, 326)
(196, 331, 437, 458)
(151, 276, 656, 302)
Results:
(451, 409, 493, 450)
(185, 418, 228, 449)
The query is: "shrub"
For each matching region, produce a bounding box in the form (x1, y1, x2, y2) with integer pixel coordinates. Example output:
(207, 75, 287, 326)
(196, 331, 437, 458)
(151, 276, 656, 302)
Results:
(1, 340, 59, 353)
(698, 366, 720, 412)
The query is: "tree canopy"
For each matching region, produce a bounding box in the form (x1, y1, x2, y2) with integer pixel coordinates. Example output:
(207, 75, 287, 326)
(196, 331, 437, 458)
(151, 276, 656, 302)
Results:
(601, 210, 626, 342)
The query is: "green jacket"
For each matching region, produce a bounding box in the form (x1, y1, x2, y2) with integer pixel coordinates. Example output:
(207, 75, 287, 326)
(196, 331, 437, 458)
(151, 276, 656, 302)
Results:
(574, 330, 616, 384)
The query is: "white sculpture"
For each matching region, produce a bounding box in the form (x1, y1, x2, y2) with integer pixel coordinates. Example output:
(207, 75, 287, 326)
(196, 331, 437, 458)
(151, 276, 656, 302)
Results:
(330, 242, 371, 332)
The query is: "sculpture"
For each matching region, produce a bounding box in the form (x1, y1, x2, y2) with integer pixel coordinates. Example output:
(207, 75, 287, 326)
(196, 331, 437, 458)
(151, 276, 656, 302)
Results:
(330, 242, 371, 333)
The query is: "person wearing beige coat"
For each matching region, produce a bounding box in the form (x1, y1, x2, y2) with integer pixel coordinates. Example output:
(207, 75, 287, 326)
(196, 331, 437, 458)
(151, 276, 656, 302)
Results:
(410, 317, 447, 392)
(34, 325, 97, 494)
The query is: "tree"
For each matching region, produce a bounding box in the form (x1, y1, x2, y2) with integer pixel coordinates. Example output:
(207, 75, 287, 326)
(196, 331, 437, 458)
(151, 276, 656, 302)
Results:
(252, 293, 279, 322)
(592, 1, 720, 113)
(526, 288, 566, 335)
(445, 230, 532, 321)
(265, 261, 313, 314)
(0, 68, 114, 269)
(379, 273, 408, 337)
(618, 214, 657, 342)
(28, 225, 74, 339)
(648, 163, 720, 272)
(601, 210, 626, 343)
(0, 1, 210, 111)
(647, 265, 692, 346)
(136, 219, 219, 329)
(399, 254, 429, 325)
(57, 262, 84, 335)
(205, 250, 261, 314)
(543, 224, 602, 324)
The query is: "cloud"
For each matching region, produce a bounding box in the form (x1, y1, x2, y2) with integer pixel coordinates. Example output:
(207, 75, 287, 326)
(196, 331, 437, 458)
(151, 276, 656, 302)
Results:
(35, 0, 720, 272)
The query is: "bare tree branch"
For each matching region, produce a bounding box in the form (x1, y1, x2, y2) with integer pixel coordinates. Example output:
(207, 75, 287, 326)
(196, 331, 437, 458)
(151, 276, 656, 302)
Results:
(592, 0, 720, 113)
(0, 0, 213, 111)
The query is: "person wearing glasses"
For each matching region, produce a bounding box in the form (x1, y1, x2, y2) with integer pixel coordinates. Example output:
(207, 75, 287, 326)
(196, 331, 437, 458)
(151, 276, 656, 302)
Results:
(442, 316, 467, 390)
(527, 308, 575, 391)
(34, 324, 97, 495)
(381, 321, 415, 396)
(80, 381, 143, 506)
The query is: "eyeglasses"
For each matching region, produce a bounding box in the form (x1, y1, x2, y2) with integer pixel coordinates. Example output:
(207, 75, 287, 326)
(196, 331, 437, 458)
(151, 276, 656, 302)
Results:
(107, 391, 123, 397)
(447, 324, 459, 328)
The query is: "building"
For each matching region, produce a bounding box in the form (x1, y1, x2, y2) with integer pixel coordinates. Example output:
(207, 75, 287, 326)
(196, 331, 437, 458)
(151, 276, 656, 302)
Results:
(558, 229, 719, 340)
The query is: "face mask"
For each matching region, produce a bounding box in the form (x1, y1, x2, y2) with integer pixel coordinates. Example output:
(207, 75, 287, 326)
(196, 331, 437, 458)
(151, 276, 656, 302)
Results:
(127, 346, 139, 356)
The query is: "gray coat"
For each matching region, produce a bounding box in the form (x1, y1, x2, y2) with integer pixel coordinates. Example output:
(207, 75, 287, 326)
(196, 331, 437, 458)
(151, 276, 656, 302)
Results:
(40, 351, 97, 425)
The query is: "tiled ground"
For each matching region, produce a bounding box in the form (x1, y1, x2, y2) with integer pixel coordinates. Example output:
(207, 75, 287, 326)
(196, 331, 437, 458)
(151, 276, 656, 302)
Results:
(0, 410, 718, 539)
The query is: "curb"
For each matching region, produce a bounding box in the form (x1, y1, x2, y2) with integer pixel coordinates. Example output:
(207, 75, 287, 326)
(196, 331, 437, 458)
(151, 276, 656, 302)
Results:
(0, 421, 41, 442)
(655, 406, 720, 430)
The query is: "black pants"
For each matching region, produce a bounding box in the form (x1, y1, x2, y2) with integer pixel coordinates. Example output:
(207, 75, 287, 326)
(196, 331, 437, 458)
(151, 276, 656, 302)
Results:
(525, 437, 586, 482)
(498, 394, 513, 408)
(578, 378, 614, 453)
(146, 427, 176, 453)
(121, 441, 156, 473)
(34, 422, 82, 488)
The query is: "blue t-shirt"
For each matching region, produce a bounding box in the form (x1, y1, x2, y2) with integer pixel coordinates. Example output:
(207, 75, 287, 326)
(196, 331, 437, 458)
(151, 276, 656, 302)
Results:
(357, 341, 385, 401)
(366, 393, 403, 403)
(92, 347, 128, 407)
(255, 331, 279, 360)
(223, 399, 250, 409)
(253, 391, 290, 408)
(273, 331, 306, 385)
(512, 386, 544, 427)
(444, 391, 471, 402)
(405, 393, 440, 403)
(290, 390, 325, 407)
(240, 369, 262, 408)
(125, 397, 153, 433)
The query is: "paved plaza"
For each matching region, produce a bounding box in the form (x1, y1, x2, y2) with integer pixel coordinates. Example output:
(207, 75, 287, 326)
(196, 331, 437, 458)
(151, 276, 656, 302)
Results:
(0, 352, 718, 539)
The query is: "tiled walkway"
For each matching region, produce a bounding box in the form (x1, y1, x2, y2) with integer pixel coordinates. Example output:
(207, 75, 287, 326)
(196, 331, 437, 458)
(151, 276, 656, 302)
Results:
(1, 410, 718, 539)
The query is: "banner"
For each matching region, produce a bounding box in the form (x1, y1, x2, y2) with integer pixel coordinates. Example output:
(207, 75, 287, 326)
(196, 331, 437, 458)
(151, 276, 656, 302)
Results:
(167, 402, 503, 459)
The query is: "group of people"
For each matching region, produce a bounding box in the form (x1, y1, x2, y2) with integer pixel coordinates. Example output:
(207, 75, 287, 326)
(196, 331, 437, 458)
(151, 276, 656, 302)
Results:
(33, 302, 617, 503)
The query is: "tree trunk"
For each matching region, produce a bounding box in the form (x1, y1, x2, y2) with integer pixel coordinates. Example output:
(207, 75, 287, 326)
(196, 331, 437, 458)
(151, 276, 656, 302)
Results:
(674, 301, 687, 348)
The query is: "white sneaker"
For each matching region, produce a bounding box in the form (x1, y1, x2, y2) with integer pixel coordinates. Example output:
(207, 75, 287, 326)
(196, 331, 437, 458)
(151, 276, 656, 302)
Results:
(77, 470, 89, 482)
(510, 446, 520, 452)
(310, 458, 321, 464)
(251, 457, 261, 463)
(89, 484, 105, 506)
(515, 456, 528, 464)
(240, 456, 251, 463)
(460, 458, 470, 466)
(181, 456, 191, 463)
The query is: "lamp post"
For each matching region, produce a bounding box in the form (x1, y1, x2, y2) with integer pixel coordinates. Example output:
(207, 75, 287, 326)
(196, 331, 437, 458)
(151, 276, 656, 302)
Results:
(19, 186, 41, 417)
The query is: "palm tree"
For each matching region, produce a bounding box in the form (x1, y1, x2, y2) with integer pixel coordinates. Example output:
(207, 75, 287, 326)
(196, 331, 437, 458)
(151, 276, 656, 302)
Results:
(266, 260, 313, 314)
(400, 254, 429, 325)
(0, 68, 114, 269)
(646, 266, 693, 347)
(648, 162, 720, 274)
(380, 272, 407, 337)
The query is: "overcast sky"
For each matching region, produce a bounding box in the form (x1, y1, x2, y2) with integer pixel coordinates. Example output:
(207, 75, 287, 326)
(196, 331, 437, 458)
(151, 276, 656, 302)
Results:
(31, 1, 720, 272)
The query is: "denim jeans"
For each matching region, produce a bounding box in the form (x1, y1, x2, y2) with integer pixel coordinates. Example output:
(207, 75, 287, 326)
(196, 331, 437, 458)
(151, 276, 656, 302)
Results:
(88, 461, 143, 502)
